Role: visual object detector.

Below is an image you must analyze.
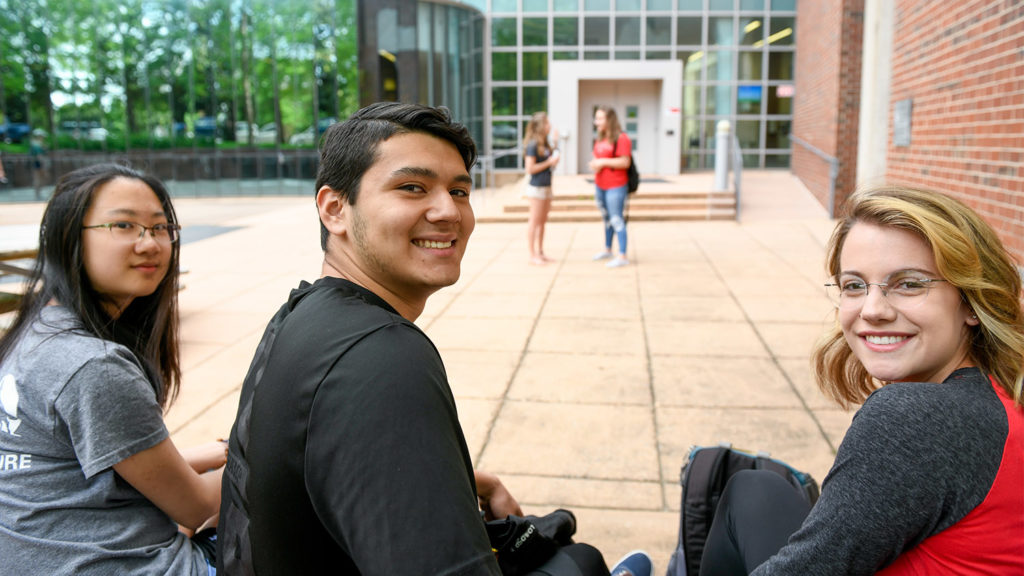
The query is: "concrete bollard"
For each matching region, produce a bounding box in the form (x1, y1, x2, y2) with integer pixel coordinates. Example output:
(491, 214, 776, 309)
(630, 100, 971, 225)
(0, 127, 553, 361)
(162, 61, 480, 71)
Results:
(714, 120, 731, 192)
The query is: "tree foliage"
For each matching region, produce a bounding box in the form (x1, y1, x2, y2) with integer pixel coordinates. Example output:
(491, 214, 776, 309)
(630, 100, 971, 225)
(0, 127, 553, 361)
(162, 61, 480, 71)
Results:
(0, 0, 360, 151)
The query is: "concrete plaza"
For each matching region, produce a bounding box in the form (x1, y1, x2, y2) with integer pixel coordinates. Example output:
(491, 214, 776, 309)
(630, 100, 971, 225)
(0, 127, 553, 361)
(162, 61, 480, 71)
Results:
(0, 170, 850, 570)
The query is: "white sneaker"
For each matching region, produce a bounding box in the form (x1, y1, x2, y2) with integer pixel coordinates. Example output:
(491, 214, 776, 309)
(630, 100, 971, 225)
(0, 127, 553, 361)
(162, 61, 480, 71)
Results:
(592, 251, 613, 261)
(606, 257, 629, 268)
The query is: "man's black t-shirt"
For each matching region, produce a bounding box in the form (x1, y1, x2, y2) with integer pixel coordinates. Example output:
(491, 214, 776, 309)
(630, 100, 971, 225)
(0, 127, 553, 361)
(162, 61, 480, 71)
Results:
(219, 277, 500, 575)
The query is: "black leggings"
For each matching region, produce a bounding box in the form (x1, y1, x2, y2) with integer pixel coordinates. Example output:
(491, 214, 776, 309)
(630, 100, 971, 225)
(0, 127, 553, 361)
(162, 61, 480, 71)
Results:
(528, 543, 609, 576)
(698, 470, 812, 576)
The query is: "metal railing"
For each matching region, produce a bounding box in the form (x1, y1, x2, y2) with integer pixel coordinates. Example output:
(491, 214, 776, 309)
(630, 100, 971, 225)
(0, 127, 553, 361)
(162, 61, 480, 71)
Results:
(789, 133, 839, 216)
(730, 133, 744, 222)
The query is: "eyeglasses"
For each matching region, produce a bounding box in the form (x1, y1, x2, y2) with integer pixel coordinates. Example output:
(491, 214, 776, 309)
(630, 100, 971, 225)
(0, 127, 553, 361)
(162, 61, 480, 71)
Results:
(824, 272, 947, 310)
(83, 221, 181, 244)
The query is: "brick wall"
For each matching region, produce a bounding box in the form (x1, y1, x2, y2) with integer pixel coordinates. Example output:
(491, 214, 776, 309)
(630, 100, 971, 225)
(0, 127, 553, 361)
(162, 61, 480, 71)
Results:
(791, 0, 865, 215)
(887, 0, 1024, 264)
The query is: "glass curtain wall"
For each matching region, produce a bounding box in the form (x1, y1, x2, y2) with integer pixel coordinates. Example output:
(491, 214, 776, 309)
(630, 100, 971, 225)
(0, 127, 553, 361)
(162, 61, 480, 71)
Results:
(417, 1, 487, 152)
(0, 0, 359, 196)
(487, 0, 796, 171)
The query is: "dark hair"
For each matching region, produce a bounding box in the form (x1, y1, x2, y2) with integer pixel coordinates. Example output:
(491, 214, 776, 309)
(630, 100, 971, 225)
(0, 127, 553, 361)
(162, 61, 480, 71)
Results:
(315, 102, 477, 249)
(0, 163, 182, 407)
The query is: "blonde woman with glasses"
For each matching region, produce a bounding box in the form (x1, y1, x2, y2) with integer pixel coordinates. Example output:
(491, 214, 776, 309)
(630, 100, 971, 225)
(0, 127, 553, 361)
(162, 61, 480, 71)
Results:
(694, 185, 1024, 575)
(0, 164, 224, 574)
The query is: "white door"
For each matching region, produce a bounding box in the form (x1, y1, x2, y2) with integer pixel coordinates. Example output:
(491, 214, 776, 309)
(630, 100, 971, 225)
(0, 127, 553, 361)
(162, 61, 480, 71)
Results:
(578, 79, 660, 175)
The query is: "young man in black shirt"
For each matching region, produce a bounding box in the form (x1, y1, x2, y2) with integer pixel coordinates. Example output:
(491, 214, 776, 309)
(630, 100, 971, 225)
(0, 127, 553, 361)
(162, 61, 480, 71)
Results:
(219, 103, 531, 574)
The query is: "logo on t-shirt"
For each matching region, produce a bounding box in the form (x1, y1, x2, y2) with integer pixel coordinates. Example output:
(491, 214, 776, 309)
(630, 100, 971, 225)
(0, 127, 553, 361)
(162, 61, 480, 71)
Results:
(0, 373, 21, 436)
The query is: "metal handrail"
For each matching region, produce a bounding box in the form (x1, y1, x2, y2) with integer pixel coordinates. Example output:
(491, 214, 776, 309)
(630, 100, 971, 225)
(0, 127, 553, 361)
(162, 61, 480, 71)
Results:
(789, 133, 839, 216)
(730, 133, 744, 222)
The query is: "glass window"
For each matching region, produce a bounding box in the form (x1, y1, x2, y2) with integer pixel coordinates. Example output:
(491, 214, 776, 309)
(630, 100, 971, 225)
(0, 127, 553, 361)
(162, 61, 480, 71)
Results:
(523, 0, 549, 12)
(523, 86, 547, 114)
(647, 0, 673, 9)
(492, 0, 517, 11)
(618, 0, 642, 10)
(585, 0, 611, 9)
(706, 85, 732, 115)
(522, 52, 548, 80)
(736, 119, 761, 149)
(765, 119, 790, 148)
(646, 50, 671, 59)
(767, 85, 793, 114)
(523, 18, 548, 45)
(616, 17, 641, 45)
(737, 85, 762, 113)
(554, 51, 580, 59)
(706, 50, 733, 81)
(771, 0, 796, 11)
(491, 18, 517, 46)
(741, 0, 765, 8)
(768, 51, 794, 79)
(682, 50, 704, 80)
(646, 17, 671, 45)
(769, 17, 795, 46)
(678, 0, 703, 9)
(740, 17, 764, 45)
(554, 0, 580, 11)
(765, 154, 790, 168)
(704, 119, 722, 150)
(492, 120, 518, 149)
(492, 52, 517, 81)
(584, 17, 610, 45)
(492, 87, 517, 116)
(738, 51, 762, 80)
(615, 50, 641, 59)
(709, 0, 733, 9)
(708, 17, 734, 45)
(584, 50, 610, 60)
(554, 17, 580, 45)
(683, 77, 702, 116)
(677, 17, 702, 45)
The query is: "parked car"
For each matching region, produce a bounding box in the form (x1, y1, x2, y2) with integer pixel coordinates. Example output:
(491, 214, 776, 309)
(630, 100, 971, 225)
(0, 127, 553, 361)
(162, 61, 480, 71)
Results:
(58, 120, 108, 141)
(256, 123, 278, 145)
(288, 126, 316, 146)
(235, 121, 255, 142)
(288, 117, 338, 146)
(194, 117, 219, 138)
(0, 122, 32, 144)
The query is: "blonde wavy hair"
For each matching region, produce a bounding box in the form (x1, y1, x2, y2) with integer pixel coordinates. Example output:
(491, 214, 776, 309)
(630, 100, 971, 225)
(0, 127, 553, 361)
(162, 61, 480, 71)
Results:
(523, 112, 551, 156)
(811, 184, 1024, 409)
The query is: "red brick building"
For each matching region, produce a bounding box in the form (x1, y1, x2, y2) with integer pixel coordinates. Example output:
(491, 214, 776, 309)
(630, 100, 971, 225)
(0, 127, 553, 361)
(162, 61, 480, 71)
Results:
(792, 0, 1024, 264)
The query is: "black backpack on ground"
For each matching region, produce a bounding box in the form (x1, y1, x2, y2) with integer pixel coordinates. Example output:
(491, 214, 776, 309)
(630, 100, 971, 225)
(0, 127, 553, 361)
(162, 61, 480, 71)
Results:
(612, 137, 639, 194)
(666, 444, 821, 576)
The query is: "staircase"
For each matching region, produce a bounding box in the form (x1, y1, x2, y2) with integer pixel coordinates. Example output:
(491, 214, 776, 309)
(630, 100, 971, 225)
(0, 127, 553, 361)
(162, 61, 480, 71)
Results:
(474, 175, 737, 223)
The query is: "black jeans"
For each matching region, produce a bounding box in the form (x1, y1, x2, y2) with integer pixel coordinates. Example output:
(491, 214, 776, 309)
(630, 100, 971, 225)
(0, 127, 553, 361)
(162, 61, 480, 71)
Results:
(698, 470, 812, 576)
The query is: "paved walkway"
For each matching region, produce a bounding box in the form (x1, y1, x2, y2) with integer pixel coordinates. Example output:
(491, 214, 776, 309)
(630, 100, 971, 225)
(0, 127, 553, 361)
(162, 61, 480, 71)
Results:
(0, 170, 847, 570)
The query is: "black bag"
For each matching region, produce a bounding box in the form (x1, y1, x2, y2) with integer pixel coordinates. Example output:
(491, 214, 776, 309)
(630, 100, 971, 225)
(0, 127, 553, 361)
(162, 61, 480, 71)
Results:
(486, 509, 579, 576)
(666, 444, 820, 576)
(612, 137, 639, 194)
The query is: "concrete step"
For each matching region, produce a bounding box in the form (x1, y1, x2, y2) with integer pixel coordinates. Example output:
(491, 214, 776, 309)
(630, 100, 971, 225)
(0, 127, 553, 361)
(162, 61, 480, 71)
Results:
(479, 207, 737, 223)
(503, 197, 736, 213)
(479, 189, 737, 223)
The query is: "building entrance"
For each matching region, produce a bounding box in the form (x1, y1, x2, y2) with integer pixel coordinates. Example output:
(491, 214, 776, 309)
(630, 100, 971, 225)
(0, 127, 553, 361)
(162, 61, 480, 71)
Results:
(548, 60, 681, 177)
(579, 80, 660, 176)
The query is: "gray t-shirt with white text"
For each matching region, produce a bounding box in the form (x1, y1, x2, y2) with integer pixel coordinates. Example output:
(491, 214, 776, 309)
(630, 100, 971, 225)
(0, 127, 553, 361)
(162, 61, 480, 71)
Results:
(0, 306, 206, 575)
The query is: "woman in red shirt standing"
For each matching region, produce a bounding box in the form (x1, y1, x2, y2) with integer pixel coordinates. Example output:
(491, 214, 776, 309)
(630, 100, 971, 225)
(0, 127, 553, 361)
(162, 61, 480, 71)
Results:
(588, 106, 632, 268)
